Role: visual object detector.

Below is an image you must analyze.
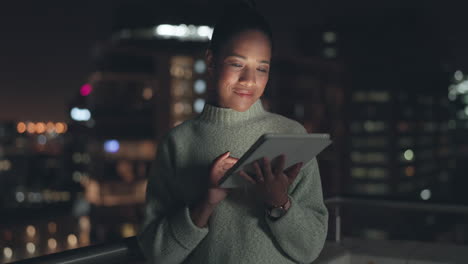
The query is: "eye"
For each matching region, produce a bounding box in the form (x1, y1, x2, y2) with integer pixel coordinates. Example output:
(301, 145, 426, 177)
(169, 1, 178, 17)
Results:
(257, 67, 269, 73)
(230, 63, 243, 68)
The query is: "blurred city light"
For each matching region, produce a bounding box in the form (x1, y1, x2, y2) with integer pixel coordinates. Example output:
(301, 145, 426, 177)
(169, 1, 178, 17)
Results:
(3, 247, 13, 259)
(420, 189, 432, 200)
(0, 160, 12, 171)
(70, 108, 91, 121)
(37, 135, 47, 145)
(142, 87, 153, 100)
(104, 140, 120, 153)
(27, 122, 36, 134)
(47, 238, 57, 250)
(454, 70, 464, 81)
(194, 59, 206, 74)
(193, 98, 205, 113)
(403, 149, 414, 161)
(154, 24, 213, 41)
(17, 122, 26, 133)
(67, 234, 78, 247)
(56, 122, 67, 133)
(46, 122, 55, 133)
(194, 80, 207, 94)
(323, 31, 337, 43)
(48, 222, 57, 234)
(35, 122, 46, 133)
(26, 225, 36, 238)
(80, 84, 93, 96)
(16, 192, 25, 203)
(323, 47, 337, 58)
(26, 242, 36, 254)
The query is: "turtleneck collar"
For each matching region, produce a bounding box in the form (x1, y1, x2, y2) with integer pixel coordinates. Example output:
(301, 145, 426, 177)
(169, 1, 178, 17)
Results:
(197, 100, 266, 124)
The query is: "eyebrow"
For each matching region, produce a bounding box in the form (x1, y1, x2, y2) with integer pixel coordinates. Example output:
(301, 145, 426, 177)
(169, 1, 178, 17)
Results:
(226, 53, 270, 64)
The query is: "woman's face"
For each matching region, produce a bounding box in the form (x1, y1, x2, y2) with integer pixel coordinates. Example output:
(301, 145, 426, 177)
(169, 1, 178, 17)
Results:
(208, 30, 272, 112)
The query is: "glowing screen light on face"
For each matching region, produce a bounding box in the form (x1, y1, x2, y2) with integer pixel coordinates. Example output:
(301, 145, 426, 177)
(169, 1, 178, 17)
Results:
(80, 84, 93, 96)
(104, 140, 120, 153)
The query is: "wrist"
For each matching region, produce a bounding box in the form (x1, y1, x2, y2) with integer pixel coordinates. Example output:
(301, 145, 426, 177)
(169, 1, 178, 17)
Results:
(190, 200, 216, 228)
(265, 197, 291, 220)
(265, 195, 289, 208)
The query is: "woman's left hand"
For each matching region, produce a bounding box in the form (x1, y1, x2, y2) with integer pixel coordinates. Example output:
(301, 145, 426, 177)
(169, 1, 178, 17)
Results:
(239, 155, 303, 207)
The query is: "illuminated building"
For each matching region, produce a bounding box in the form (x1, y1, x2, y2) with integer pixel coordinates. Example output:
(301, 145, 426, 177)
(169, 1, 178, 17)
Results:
(63, 5, 215, 242)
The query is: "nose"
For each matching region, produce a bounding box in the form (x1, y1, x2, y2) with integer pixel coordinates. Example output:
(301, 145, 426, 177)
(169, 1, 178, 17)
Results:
(239, 67, 256, 87)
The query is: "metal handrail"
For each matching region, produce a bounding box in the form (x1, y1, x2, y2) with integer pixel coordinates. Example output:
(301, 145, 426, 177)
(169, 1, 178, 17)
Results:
(9, 236, 144, 264)
(10, 196, 468, 263)
(324, 196, 468, 243)
(324, 196, 468, 214)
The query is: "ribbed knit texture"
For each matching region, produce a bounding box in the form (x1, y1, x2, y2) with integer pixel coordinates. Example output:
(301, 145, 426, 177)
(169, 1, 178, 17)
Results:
(138, 100, 328, 264)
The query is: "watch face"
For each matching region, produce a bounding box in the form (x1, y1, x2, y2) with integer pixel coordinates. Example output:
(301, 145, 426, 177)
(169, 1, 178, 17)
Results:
(270, 207, 287, 218)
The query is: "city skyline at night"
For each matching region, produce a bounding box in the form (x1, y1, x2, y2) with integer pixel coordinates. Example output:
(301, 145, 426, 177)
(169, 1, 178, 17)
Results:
(2, 1, 468, 263)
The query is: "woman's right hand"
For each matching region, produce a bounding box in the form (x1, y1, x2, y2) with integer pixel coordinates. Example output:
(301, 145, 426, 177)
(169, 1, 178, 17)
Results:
(190, 151, 238, 228)
(206, 151, 238, 205)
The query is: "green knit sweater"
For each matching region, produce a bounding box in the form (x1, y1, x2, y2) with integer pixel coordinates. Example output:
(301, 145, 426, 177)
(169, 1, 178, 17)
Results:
(138, 100, 328, 264)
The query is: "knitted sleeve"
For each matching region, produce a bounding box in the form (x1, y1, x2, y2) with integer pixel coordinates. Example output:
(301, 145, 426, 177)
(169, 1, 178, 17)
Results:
(265, 158, 329, 263)
(137, 138, 208, 264)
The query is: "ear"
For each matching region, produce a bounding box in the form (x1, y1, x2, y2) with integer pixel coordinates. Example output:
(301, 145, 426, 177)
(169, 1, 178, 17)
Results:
(205, 49, 215, 75)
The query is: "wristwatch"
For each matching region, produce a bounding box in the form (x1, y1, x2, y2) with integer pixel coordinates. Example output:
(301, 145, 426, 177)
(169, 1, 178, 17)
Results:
(266, 198, 291, 220)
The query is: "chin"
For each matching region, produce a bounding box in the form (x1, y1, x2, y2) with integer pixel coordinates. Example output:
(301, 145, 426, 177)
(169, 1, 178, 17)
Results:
(229, 101, 255, 112)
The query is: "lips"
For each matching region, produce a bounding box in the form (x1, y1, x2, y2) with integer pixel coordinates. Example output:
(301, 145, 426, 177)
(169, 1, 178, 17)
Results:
(234, 89, 254, 97)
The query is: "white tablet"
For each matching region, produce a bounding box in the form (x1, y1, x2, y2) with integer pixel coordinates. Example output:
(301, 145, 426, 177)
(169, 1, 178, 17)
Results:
(218, 133, 332, 188)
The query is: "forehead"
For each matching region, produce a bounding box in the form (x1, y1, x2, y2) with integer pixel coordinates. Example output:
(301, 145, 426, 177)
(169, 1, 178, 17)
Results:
(221, 30, 272, 59)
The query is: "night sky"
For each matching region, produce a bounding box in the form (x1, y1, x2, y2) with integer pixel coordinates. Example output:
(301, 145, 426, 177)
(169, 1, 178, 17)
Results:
(0, 1, 112, 122)
(1, 0, 468, 122)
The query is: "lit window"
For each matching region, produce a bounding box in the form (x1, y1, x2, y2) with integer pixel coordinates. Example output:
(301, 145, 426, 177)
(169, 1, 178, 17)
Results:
(454, 70, 464, 81)
(142, 87, 153, 100)
(193, 98, 205, 113)
(48, 238, 57, 250)
(420, 189, 431, 200)
(26, 242, 36, 254)
(404, 166, 415, 177)
(26, 225, 36, 237)
(67, 234, 78, 247)
(153, 24, 213, 41)
(194, 59, 206, 74)
(194, 79, 207, 94)
(173, 102, 185, 115)
(17, 122, 26, 133)
(403, 149, 414, 161)
(70, 108, 91, 122)
(323, 47, 337, 58)
(3, 247, 13, 259)
(104, 140, 120, 153)
(322, 31, 337, 43)
(37, 135, 47, 145)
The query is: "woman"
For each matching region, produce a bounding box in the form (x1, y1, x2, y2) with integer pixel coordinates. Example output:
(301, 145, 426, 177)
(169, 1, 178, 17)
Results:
(138, 2, 328, 263)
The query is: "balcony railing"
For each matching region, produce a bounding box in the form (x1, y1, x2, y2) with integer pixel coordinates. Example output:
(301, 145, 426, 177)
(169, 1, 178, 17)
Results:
(9, 236, 144, 264)
(9, 196, 468, 264)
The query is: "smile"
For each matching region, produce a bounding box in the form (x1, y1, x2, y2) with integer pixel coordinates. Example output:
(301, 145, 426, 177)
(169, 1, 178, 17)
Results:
(234, 89, 254, 97)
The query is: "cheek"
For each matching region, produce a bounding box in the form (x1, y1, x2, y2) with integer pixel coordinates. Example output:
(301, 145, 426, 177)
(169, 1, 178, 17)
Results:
(218, 69, 239, 87)
(257, 75, 269, 91)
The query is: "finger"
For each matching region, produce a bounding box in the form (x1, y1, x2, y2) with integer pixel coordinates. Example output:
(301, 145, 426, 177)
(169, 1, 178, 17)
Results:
(253, 161, 264, 182)
(222, 161, 238, 170)
(263, 157, 274, 180)
(285, 162, 303, 184)
(273, 154, 286, 175)
(224, 157, 239, 165)
(226, 156, 239, 162)
(239, 170, 256, 184)
(214, 151, 231, 166)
